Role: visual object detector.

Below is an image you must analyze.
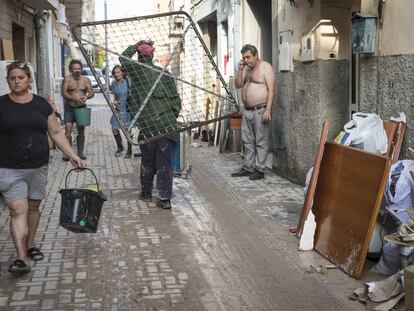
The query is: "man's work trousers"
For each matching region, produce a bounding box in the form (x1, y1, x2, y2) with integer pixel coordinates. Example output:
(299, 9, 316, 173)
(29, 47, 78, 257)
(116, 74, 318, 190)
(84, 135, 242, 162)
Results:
(241, 108, 270, 173)
(140, 138, 173, 200)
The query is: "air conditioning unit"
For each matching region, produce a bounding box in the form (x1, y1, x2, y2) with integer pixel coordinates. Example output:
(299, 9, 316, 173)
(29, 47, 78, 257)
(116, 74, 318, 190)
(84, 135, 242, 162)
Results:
(301, 20, 339, 62)
(301, 33, 315, 62)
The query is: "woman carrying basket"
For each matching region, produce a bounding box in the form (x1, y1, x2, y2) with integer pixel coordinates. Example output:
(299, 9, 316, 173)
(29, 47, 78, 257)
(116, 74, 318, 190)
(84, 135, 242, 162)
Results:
(0, 61, 84, 274)
(110, 65, 134, 158)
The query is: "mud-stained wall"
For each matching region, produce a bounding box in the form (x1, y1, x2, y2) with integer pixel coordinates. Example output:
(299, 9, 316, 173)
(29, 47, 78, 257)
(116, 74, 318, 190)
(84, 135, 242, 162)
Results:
(272, 59, 349, 184)
(359, 54, 414, 159)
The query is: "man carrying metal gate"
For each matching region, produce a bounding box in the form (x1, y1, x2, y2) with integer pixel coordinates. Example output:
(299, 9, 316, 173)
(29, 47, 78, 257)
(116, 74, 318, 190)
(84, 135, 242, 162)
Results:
(120, 40, 181, 209)
(70, 12, 239, 206)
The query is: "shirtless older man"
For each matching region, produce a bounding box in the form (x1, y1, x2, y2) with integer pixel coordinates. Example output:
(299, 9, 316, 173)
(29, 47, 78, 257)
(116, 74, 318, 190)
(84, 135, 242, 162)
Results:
(231, 44, 275, 180)
(61, 59, 94, 161)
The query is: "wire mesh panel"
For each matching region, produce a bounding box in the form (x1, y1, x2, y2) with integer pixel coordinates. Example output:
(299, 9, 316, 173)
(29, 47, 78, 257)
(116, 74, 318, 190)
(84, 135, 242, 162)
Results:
(72, 11, 238, 145)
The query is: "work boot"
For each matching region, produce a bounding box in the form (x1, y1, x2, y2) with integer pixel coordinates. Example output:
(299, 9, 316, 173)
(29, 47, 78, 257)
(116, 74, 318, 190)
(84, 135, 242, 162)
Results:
(134, 145, 142, 158)
(249, 170, 264, 181)
(124, 135, 134, 159)
(113, 132, 124, 157)
(231, 167, 251, 177)
(124, 141, 132, 159)
(139, 191, 152, 202)
(62, 135, 72, 162)
(157, 199, 172, 209)
(77, 135, 87, 160)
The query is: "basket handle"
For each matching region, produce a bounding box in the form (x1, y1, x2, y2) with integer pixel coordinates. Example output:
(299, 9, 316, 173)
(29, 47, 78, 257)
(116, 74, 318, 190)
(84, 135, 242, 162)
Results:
(64, 168, 100, 191)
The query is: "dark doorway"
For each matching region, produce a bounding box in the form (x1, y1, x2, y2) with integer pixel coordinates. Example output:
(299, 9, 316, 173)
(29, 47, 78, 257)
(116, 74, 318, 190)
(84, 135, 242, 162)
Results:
(246, 0, 272, 62)
(199, 13, 218, 59)
(12, 23, 25, 61)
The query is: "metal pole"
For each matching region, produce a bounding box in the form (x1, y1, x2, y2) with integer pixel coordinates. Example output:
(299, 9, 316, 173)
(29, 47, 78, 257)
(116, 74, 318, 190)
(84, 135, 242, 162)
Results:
(104, 0, 109, 90)
(35, 12, 47, 96)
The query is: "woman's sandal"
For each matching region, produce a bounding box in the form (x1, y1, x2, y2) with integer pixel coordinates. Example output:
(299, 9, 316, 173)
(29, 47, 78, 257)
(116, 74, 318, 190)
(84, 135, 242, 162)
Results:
(8, 259, 31, 274)
(27, 247, 44, 262)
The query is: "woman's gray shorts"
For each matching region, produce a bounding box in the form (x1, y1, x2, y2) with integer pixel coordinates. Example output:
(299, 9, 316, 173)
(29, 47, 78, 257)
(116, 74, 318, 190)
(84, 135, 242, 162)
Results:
(0, 165, 48, 203)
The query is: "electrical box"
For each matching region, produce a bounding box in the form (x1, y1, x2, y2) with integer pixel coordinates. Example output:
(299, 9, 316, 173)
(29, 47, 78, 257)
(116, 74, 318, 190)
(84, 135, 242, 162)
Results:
(278, 30, 293, 71)
(351, 13, 377, 54)
(301, 33, 315, 62)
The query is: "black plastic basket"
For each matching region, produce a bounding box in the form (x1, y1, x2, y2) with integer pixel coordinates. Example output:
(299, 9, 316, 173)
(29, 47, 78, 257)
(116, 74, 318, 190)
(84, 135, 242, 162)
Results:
(59, 168, 107, 233)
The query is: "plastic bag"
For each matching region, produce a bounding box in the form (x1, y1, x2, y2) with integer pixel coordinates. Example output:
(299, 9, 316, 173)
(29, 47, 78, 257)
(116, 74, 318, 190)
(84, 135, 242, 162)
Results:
(384, 160, 414, 223)
(303, 167, 313, 197)
(343, 112, 388, 154)
(371, 241, 414, 276)
(370, 241, 401, 276)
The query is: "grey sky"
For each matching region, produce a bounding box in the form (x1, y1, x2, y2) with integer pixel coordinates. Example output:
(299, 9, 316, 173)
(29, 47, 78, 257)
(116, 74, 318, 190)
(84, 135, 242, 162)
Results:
(95, 0, 153, 21)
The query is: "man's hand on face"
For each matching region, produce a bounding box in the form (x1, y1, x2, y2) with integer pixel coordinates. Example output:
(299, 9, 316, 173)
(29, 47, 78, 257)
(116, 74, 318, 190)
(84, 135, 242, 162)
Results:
(238, 60, 246, 71)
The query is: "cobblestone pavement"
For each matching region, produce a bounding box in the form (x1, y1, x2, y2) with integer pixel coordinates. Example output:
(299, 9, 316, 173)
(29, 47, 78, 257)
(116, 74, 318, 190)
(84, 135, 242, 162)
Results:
(0, 95, 371, 310)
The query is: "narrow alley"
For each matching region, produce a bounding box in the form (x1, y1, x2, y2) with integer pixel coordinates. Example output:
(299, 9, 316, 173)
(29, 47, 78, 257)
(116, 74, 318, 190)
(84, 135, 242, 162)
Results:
(0, 94, 369, 310)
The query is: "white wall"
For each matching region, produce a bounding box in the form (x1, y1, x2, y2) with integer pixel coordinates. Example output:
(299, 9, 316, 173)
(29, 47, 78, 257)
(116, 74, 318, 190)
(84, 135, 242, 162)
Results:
(320, 2, 351, 60)
(277, 0, 321, 60)
(276, 0, 353, 62)
(241, 1, 261, 56)
(361, 0, 414, 56)
(378, 0, 414, 56)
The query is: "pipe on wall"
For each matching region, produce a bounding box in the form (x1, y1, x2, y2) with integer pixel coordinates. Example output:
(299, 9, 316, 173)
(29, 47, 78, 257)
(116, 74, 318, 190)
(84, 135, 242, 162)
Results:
(233, 0, 241, 74)
(34, 12, 47, 95)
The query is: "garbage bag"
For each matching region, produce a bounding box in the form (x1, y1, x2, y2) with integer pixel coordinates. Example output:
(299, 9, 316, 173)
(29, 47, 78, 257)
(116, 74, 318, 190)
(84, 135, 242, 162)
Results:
(371, 241, 414, 276)
(370, 241, 402, 276)
(343, 112, 388, 154)
(384, 160, 414, 223)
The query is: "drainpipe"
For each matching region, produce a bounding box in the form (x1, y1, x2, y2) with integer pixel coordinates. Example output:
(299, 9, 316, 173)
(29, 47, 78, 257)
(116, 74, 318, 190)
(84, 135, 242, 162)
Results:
(233, 0, 241, 74)
(34, 11, 47, 96)
(45, 11, 54, 97)
(273, 0, 278, 70)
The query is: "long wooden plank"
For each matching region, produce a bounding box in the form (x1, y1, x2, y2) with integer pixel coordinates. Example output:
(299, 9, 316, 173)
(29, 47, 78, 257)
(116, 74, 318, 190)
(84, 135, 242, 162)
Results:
(1, 39, 14, 60)
(383, 121, 398, 157)
(313, 143, 391, 279)
(390, 122, 406, 163)
(382, 120, 406, 163)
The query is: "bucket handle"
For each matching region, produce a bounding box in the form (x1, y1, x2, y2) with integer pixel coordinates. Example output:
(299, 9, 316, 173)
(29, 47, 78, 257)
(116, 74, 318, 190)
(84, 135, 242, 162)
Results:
(65, 168, 100, 191)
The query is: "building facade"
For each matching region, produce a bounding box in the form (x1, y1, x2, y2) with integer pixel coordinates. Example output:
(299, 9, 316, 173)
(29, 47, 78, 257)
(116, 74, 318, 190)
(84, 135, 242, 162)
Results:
(272, 0, 414, 183)
(171, 0, 413, 184)
(0, 0, 94, 105)
(4, 0, 410, 184)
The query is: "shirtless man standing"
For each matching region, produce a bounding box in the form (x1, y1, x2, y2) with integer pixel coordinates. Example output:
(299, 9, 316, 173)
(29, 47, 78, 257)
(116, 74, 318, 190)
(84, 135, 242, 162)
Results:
(231, 44, 275, 180)
(61, 59, 94, 161)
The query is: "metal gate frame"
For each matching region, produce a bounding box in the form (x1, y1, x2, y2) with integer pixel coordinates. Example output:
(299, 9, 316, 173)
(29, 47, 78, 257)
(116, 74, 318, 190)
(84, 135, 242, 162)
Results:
(71, 11, 239, 146)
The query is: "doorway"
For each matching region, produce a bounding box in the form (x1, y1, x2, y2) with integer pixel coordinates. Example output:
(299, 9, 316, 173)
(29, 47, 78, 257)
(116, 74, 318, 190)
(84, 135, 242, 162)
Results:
(12, 23, 25, 61)
(246, 0, 272, 62)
